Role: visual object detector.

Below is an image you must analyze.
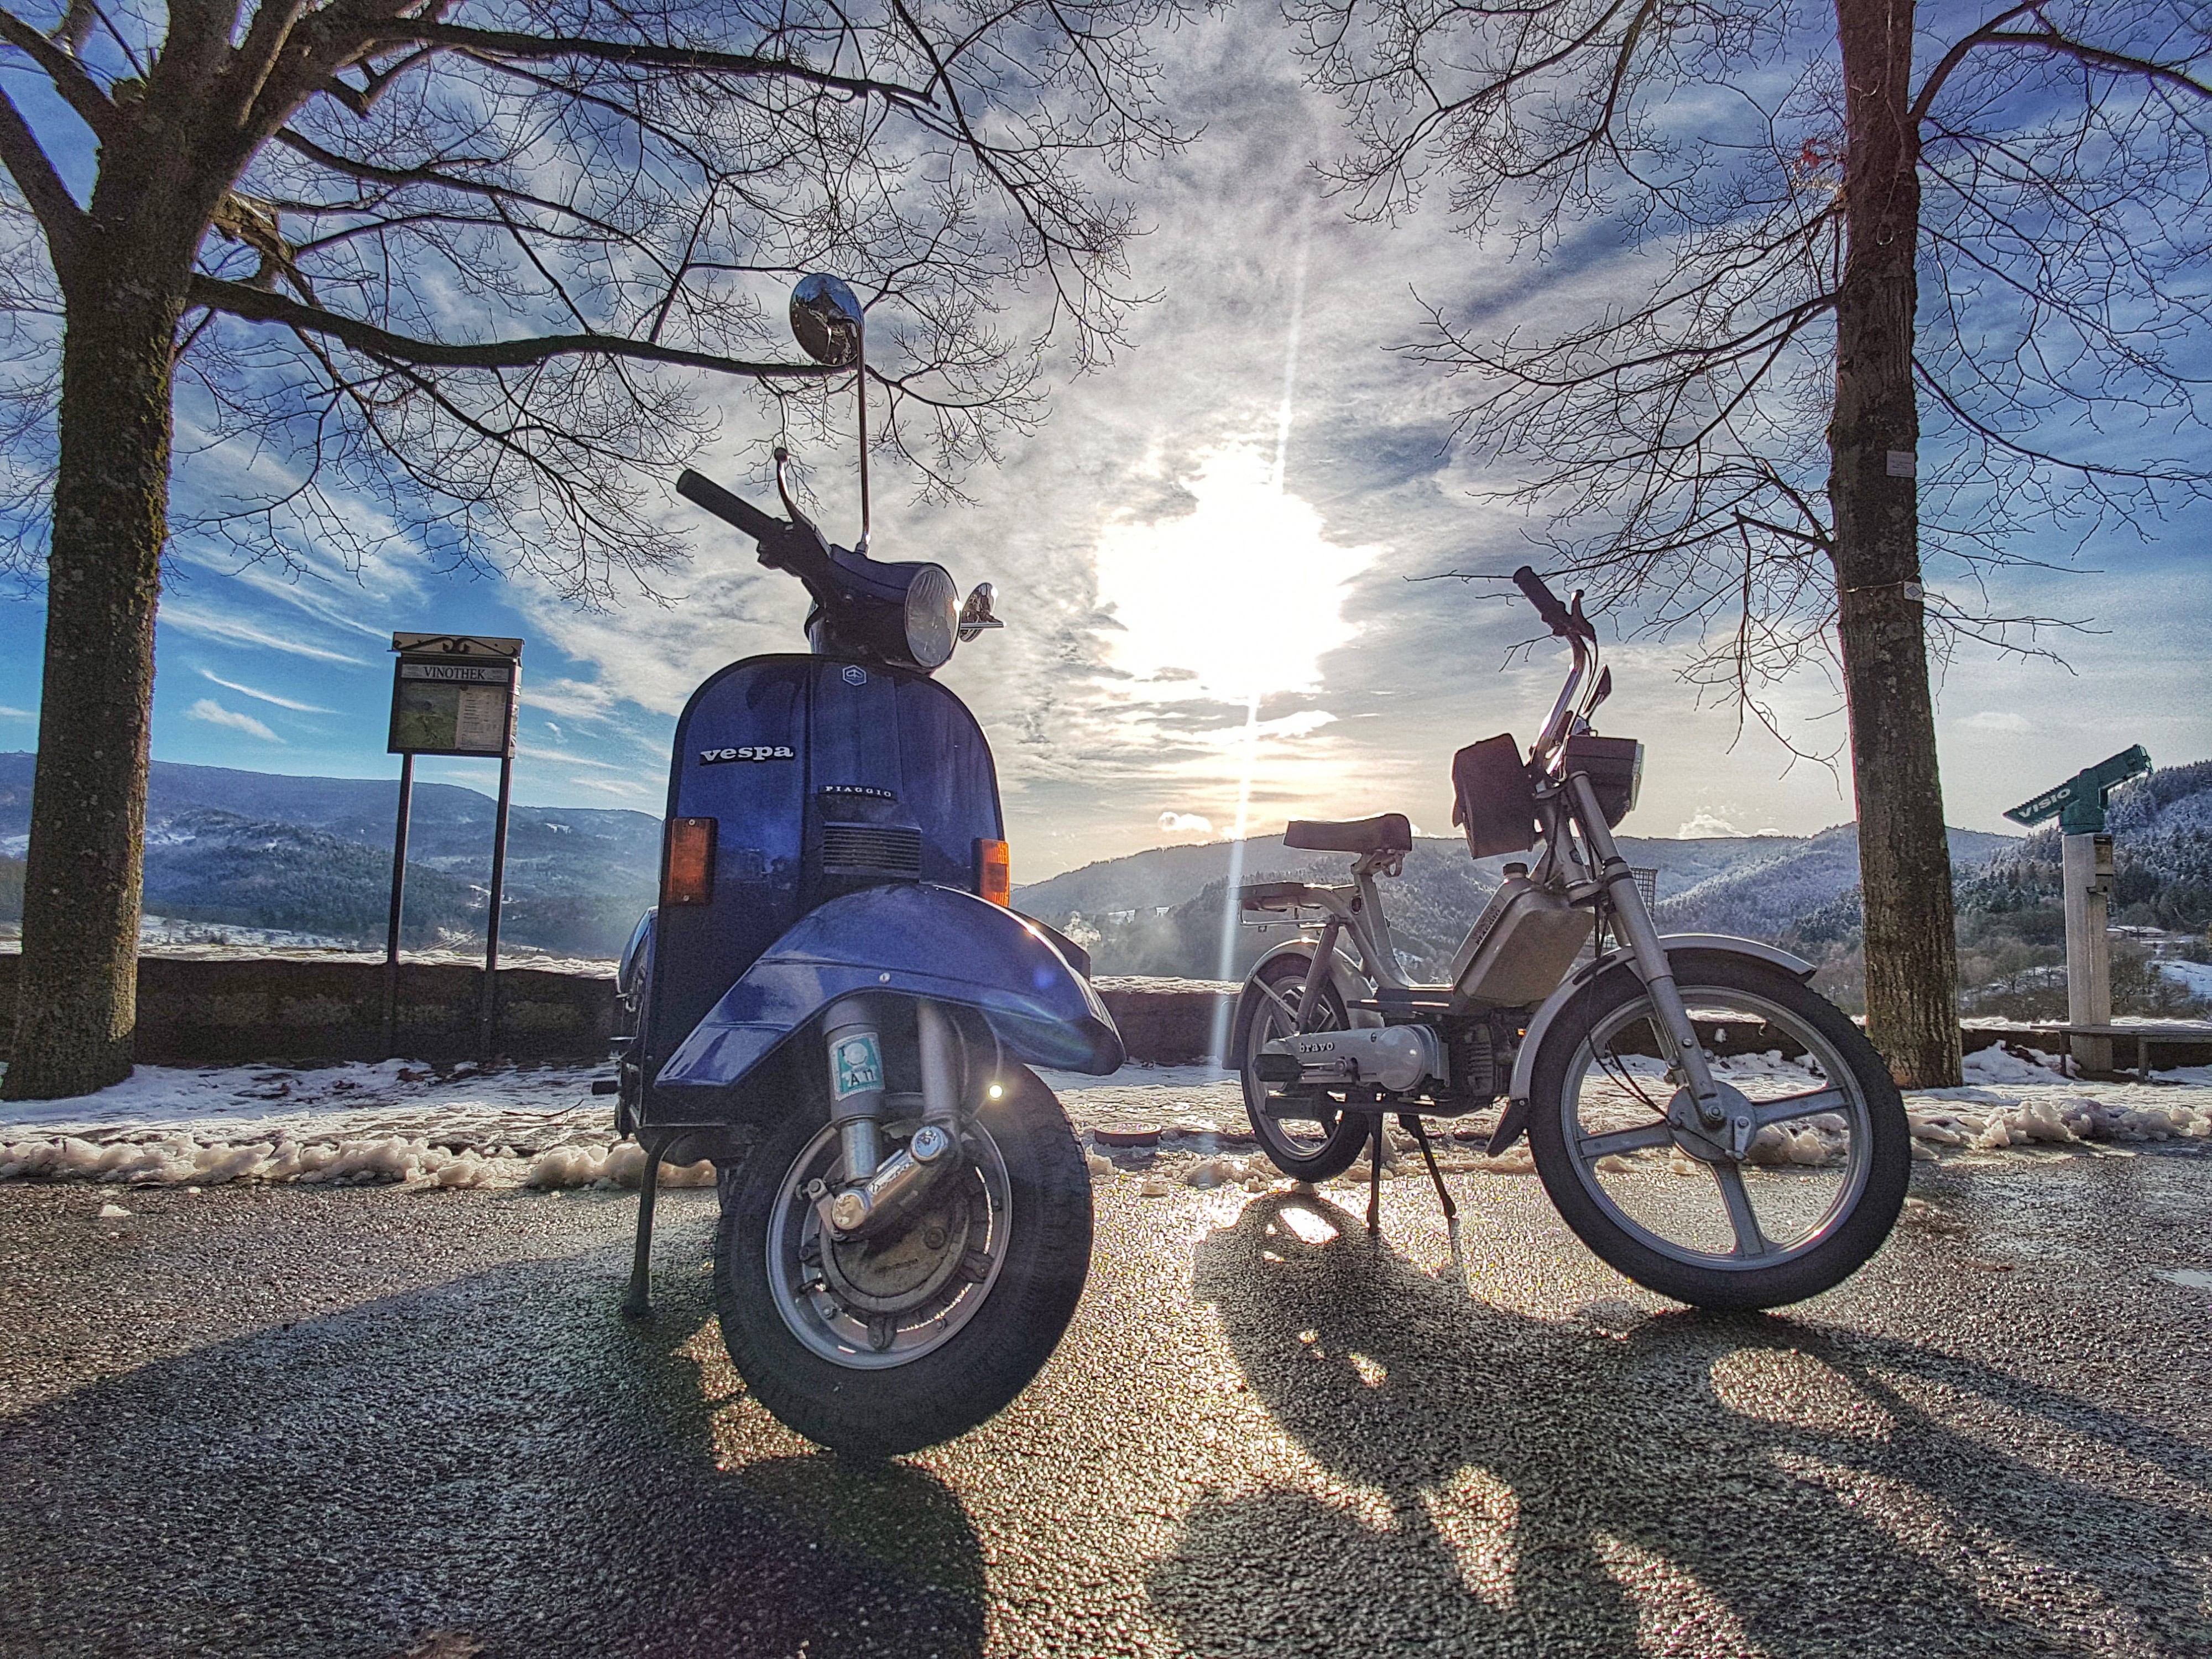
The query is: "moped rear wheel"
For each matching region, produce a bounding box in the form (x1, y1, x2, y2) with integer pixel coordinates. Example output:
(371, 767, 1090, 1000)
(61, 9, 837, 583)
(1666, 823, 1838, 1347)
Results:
(1235, 953, 1370, 1181)
(714, 1065, 1092, 1456)
(1526, 953, 1908, 1311)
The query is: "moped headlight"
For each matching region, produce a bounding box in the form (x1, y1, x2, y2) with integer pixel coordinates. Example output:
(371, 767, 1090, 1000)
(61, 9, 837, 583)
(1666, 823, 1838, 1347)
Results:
(903, 564, 958, 669)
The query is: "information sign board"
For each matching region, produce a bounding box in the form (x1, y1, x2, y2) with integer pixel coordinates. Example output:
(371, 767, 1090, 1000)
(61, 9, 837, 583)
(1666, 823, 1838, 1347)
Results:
(387, 634, 521, 758)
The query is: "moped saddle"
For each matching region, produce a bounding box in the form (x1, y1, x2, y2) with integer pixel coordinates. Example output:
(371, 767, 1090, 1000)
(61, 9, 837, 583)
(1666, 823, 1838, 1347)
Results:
(1283, 813, 1413, 854)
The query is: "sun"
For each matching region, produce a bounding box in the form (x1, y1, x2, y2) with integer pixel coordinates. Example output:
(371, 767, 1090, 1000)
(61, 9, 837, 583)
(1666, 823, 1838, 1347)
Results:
(1091, 446, 1377, 701)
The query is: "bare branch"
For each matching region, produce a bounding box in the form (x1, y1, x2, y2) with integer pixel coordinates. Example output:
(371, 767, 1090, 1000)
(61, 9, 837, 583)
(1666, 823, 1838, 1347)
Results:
(0, 4, 118, 135)
(0, 85, 81, 262)
(405, 20, 937, 109)
(189, 272, 838, 378)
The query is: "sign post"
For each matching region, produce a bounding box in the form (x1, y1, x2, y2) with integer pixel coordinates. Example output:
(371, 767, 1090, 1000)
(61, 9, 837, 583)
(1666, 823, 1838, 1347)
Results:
(384, 633, 523, 1061)
(2004, 745, 2152, 1075)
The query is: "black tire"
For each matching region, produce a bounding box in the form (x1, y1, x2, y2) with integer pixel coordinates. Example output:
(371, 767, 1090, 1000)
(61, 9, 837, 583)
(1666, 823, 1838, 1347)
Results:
(1526, 952, 1910, 1311)
(1235, 953, 1371, 1181)
(714, 1064, 1092, 1457)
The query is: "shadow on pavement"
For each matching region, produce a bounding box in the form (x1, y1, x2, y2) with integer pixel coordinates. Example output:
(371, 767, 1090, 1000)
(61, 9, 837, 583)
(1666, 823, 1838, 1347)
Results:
(1149, 1190, 2212, 1658)
(0, 1234, 984, 1659)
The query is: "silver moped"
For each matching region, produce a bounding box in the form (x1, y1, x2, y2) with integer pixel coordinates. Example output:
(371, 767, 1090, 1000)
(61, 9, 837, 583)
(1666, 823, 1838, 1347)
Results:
(1233, 567, 1909, 1310)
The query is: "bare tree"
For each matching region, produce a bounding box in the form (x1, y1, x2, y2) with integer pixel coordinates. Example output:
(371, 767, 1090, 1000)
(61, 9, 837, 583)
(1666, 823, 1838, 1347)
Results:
(0, 0, 1190, 1099)
(1286, 0, 2212, 1085)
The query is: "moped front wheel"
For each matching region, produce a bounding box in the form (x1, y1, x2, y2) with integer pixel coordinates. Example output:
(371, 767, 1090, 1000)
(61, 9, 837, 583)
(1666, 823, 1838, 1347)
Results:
(1526, 953, 1909, 1311)
(714, 1065, 1092, 1457)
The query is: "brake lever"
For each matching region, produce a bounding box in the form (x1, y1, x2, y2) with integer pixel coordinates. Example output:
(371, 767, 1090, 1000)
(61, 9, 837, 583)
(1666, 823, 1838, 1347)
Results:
(771, 447, 820, 542)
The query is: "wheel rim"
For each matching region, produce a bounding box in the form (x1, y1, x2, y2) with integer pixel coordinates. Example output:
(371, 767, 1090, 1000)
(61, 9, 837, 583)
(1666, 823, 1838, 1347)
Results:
(1241, 969, 1347, 1164)
(765, 1119, 1013, 1370)
(1552, 985, 1875, 1272)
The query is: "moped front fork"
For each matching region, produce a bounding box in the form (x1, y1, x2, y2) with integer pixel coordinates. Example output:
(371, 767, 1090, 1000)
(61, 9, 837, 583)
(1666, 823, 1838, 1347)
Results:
(1564, 775, 1745, 1154)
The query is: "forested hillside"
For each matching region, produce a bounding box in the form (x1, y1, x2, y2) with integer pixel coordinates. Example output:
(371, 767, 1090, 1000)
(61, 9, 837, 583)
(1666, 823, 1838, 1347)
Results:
(0, 755, 658, 957)
(1026, 770, 2211, 1020)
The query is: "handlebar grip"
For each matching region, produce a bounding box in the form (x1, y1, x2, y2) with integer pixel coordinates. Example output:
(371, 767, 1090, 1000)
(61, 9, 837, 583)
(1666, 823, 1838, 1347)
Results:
(1512, 565, 1576, 638)
(677, 468, 784, 543)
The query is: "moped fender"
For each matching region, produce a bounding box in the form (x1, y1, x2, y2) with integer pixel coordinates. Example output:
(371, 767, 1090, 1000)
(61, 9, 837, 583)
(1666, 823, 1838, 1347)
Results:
(1246, 939, 1384, 1029)
(654, 883, 1124, 1098)
(1501, 935, 1817, 1123)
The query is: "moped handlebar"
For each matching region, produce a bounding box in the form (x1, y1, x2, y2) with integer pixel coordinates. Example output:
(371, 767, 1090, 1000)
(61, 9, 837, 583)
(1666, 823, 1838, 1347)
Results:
(1512, 565, 1605, 768)
(1512, 565, 1577, 639)
(676, 468, 785, 544)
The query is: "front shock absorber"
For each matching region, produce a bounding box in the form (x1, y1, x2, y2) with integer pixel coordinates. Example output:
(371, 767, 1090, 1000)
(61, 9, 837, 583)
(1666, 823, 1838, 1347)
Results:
(821, 997, 967, 1238)
(823, 996, 887, 1181)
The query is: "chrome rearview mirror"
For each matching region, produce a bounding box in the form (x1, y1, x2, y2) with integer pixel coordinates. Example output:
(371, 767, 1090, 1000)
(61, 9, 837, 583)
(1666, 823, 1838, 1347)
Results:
(958, 582, 1004, 643)
(790, 274, 872, 551)
(789, 274, 863, 368)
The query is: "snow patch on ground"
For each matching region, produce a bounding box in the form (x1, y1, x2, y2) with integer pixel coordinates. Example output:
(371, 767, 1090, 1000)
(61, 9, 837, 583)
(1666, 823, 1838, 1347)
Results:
(2, 1052, 2206, 1194)
(2156, 958, 2212, 1000)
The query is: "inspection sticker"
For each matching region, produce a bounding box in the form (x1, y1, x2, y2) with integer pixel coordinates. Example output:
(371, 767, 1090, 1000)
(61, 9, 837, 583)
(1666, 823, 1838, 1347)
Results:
(832, 1033, 884, 1099)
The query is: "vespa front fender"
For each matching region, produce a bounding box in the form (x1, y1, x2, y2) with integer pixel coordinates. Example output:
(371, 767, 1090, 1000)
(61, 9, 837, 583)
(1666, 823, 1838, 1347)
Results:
(654, 883, 1124, 1102)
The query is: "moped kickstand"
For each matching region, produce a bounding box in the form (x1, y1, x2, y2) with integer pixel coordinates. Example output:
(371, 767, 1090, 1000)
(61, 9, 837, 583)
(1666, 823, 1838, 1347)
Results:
(1393, 1113, 1468, 1289)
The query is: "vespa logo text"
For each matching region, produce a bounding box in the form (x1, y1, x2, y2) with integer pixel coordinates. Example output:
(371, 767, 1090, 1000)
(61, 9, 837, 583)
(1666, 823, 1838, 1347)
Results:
(699, 745, 795, 765)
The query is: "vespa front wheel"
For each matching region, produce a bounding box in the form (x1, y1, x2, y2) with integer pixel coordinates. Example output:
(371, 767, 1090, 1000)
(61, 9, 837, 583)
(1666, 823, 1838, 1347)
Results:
(1526, 953, 1909, 1311)
(714, 1065, 1092, 1457)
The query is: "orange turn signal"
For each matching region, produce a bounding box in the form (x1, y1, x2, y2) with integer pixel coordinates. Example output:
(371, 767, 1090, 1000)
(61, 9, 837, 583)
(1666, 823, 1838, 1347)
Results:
(977, 838, 1011, 906)
(664, 816, 717, 906)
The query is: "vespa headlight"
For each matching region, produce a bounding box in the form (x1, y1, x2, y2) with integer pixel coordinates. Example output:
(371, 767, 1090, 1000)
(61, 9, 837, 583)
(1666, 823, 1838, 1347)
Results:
(902, 564, 958, 669)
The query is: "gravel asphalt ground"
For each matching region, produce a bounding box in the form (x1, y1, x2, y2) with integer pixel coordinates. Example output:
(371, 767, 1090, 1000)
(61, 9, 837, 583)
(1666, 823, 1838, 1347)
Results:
(3, 1145, 2210, 1658)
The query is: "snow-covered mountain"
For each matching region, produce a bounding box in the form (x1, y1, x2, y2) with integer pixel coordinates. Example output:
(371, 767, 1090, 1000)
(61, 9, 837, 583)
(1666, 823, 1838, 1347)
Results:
(0, 754, 659, 956)
(1015, 821, 2018, 985)
(1655, 825, 2015, 939)
(1961, 758, 2212, 928)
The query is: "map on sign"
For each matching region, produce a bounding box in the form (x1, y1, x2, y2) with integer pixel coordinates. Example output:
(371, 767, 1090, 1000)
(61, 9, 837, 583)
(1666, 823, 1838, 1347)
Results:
(387, 635, 522, 758)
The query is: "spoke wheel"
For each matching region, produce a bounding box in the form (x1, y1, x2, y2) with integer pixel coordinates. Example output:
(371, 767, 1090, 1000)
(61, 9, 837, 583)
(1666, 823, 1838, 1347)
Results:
(1235, 953, 1371, 1181)
(1526, 952, 1908, 1310)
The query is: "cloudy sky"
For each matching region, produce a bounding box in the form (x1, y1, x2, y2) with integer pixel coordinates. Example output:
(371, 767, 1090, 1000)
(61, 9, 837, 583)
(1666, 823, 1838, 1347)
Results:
(3, 9, 2209, 881)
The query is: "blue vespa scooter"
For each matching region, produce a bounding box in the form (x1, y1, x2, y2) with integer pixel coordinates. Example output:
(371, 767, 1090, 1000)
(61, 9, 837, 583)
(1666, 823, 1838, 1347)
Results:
(612, 276, 1122, 1457)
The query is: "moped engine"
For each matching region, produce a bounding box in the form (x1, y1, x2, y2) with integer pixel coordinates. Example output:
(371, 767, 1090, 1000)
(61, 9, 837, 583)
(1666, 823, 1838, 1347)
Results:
(1254, 1024, 1444, 1094)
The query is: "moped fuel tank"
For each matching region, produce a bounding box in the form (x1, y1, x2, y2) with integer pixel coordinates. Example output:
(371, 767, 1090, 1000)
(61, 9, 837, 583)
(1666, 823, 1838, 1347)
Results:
(1451, 873, 1591, 1009)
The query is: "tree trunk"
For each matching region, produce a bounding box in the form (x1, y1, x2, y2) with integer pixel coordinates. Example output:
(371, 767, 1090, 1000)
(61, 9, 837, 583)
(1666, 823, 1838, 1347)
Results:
(2, 241, 182, 1100)
(1828, 0, 1961, 1088)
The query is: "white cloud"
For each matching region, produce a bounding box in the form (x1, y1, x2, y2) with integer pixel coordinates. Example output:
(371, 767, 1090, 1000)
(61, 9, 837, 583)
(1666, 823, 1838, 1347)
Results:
(1677, 810, 1741, 839)
(199, 670, 334, 714)
(1192, 709, 1338, 747)
(162, 603, 367, 665)
(517, 743, 624, 770)
(187, 698, 281, 742)
(221, 564, 395, 639)
(108, 4, 2200, 868)
(0, 705, 32, 719)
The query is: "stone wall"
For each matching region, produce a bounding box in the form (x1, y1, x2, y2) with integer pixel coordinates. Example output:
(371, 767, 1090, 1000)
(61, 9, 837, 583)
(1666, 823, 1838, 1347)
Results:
(0, 956, 1233, 1069)
(7, 953, 2197, 1073)
(0, 954, 619, 1067)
